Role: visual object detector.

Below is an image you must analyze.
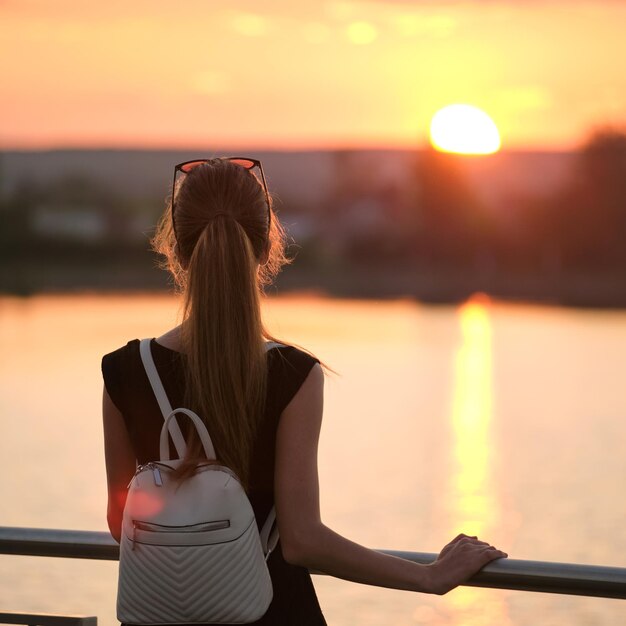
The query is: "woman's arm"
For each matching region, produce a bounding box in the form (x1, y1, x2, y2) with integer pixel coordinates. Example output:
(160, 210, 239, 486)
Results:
(102, 384, 136, 543)
(274, 364, 507, 595)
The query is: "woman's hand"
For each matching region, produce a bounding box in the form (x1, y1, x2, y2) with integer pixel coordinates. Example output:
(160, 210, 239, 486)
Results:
(275, 367, 507, 596)
(427, 533, 508, 595)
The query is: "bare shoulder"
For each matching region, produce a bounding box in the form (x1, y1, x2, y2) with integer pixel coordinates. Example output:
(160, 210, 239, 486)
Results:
(284, 362, 324, 408)
(275, 362, 324, 450)
(155, 326, 184, 352)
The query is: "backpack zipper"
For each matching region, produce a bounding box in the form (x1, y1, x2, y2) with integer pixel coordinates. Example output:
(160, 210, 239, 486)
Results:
(131, 519, 230, 549)
(127, 462, 163, 488)
(128, 461, 240, 489)
(134, 520, 230, 533)
(150, 463, 163, 486)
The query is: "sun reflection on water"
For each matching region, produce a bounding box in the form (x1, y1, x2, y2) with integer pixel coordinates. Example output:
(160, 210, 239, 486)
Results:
(451, 297, 495, 537)
(445, 296, 511, 626)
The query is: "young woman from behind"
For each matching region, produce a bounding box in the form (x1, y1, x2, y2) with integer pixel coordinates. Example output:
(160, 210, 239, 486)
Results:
(102, 157, 507, 625)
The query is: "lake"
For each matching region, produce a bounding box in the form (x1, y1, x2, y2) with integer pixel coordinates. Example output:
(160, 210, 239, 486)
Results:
(0, 293, 624, 625)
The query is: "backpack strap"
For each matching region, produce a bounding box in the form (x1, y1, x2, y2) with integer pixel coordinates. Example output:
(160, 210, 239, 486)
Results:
(139, 338, 187, 458)
(260, 507, 280, 559)
(140, 337, 282, 555)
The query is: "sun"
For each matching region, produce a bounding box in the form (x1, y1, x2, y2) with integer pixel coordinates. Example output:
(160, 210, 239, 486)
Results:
(430, 104, 501, 155)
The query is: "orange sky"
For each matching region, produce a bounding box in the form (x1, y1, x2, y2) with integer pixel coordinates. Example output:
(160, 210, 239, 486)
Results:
(1, 0, 625, 151)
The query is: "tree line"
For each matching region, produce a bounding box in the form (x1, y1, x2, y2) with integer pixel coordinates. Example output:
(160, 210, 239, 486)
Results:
(1, 129, 625, 300)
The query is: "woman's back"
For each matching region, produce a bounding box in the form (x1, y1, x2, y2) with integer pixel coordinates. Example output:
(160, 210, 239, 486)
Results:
(102, 156, 507, 626)
(102, 337, 327, 625)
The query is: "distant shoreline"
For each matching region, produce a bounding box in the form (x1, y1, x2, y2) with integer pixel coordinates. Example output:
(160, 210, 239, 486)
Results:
(2, 261, 625, 309)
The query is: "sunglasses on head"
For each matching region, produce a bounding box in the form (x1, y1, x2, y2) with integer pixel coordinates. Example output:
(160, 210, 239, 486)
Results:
(171, 157, 271, 239)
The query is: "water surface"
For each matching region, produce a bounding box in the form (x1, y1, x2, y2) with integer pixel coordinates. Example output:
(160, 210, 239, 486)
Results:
(1, 293, 624, 625)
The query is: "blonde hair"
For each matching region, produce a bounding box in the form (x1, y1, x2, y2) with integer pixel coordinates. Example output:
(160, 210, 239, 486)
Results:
(151, 160, 290, 488)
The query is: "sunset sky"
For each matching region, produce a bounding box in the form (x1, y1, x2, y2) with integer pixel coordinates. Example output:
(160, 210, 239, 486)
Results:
(2, 0, 625, 151)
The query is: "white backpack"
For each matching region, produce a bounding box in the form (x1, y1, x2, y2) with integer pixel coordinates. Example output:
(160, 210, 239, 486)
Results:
(116, 338, 280, 625)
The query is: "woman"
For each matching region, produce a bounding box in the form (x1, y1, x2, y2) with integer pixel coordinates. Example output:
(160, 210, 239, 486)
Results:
(102, 157, 507, 625)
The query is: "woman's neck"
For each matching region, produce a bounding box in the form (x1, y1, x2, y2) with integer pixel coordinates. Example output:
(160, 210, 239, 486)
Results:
(155, 324, 185, 353)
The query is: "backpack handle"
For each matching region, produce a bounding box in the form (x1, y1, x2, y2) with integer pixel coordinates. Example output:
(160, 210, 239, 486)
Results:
(160, 408, 217, 462)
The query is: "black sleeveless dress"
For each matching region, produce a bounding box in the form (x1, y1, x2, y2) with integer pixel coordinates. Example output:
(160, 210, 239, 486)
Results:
(101, 338, 327, 626)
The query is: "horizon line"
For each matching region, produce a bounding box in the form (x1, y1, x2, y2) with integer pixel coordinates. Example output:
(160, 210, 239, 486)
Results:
(1, 143, 578, 155)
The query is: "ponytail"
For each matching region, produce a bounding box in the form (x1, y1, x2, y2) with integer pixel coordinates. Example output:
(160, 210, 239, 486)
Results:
(150, 160, 294, 488)
(176, 215, 266, 487)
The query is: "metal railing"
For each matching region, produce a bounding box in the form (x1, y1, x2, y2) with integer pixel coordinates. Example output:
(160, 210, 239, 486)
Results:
(1, 526, 625, 600)
(0, 612, 96, 626)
